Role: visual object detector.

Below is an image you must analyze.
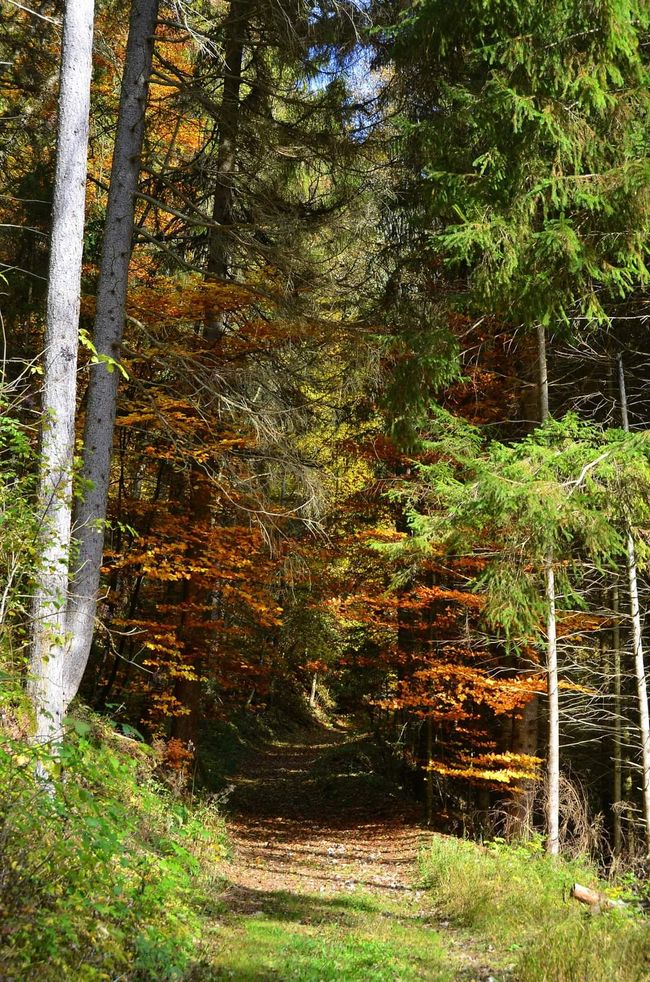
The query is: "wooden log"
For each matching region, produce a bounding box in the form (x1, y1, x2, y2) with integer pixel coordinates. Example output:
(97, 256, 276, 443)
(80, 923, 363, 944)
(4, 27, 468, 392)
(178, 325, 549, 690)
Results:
(571, 883, 626, 910)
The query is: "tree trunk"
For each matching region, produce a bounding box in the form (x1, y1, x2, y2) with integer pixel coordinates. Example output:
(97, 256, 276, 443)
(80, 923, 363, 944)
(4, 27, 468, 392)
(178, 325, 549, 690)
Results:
(510, 695, 538, 836)
(618, 354, 650, 855)
(29, 0, 94, 745)
(545, 555, 560, 855)
(309, 671, 318, 708)
(537, 325, 560, 856)
(207, 0, 251, 294)
(65, 0, 159, 707)
(611, 583, 623, 855)
(536, 323, 549, 423)
(425, 716, 434, 825)
(172, 0, 253, 742)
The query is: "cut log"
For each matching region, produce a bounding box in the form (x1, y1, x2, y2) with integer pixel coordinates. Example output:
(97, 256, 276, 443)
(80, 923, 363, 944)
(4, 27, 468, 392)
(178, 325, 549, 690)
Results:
(571, 883, 626, 910)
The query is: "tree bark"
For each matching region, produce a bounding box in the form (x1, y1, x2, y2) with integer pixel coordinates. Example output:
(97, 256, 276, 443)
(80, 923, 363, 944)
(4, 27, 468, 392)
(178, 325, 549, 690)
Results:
(611, 583, 623, 855)
(510, 695, 538, 835)
(29, 0, 94, 745)
(545, 555, 560, 855)
(64, 0, 159, 707)
(618, 354, 650, 856)
(172, 0, 253, 743)
(309, 671, 318, 708)
(537, 325, 560, 856)
(425, 716, 434, 825)
(536, 324, 549, 423)
(207, 0, 252, 295)
(202, 0, 253, 337)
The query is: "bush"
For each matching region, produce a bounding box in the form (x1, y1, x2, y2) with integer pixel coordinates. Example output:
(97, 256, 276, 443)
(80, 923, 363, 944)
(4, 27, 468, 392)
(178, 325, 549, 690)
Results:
(0, 716, 228, 980)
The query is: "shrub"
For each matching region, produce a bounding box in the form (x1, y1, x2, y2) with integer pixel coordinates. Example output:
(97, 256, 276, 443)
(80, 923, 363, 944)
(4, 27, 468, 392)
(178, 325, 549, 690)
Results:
(0, 716, 228, 980)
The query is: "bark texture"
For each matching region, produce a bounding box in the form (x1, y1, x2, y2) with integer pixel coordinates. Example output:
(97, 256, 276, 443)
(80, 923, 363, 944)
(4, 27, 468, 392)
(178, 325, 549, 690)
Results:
(611, 583, 623, 855)
(537, 325, 560, 856)
(618, 354, 650, 855)
(65, 0, 159, 706)
(29, 0, 95, 744)
(208, 0, 252, 290)
(545, 557, 560, 855)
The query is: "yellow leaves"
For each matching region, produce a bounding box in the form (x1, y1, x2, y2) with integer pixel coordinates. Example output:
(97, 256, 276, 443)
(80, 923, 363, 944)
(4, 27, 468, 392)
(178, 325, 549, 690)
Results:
(426, 751, 542, 786)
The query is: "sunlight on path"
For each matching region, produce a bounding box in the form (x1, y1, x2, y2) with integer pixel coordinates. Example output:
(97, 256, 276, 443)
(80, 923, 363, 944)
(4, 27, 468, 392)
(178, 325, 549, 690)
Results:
(202, 726, 503, 981)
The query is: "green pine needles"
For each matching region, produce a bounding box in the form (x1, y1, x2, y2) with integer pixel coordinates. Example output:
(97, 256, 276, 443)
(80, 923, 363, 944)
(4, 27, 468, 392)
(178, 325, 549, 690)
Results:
(394, 411, 650, 642)
(388, 0, 650, 331)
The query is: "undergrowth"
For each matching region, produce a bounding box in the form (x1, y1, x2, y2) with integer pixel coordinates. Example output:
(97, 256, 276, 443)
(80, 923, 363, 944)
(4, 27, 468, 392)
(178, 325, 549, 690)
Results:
(420, 835, 650, 981)
(0, 712, 228, 980)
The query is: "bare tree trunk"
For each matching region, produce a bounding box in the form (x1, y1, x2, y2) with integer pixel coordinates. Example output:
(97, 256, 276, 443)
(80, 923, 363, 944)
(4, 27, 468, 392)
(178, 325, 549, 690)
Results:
(545, 555, 560, 855)
(611, 583, 623, 855)
(29, 0, 94, 745)
(207, 0, 251, 294)
(425, 716, 434, 825)
(201, 0, 251, 338)
(625, 535, 650, 854)
(536, 323, 549, 423)
(64, 0, 159, 707)
(618, 354, 650, 855)
(309, 671, 318, 708)
(171, 0, 253, 741)
(510, 696, 538, 835)
(537, 325, 560, 856)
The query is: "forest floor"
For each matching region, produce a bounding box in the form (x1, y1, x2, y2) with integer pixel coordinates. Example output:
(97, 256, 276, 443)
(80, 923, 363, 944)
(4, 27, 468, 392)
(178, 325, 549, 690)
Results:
(204, 720, 510, 980)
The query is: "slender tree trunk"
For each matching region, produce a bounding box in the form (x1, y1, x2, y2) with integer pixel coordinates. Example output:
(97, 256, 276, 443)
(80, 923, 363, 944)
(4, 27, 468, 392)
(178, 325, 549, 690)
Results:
(545, 555, 560, 855)
(625, 534, 650, 854)
(537, 325, 560, 855)
(425, 716, 434, 825)
(171, 0, 253, 743)
(65, 0, 159, 707)
(617, 354, 650, 855)
(29, 0, 94, 745)
(510, 695, 538, 835)
(207, 0, 251, 293)
(309, 671, 318, 708)
(611, 584, 623, 855)
(536, 324, 549, 423)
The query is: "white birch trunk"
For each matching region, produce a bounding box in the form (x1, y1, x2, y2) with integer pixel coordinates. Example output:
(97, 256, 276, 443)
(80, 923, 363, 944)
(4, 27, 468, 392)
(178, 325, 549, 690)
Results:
(618, 355, 650, 853)
(29, 0, 94, 745)
(537, 324, 560, 855)
(545, 557, 560, 855)
(611, 584, 623, 855)
(65, 0, 159, 706)
(309, 671, 318, 708)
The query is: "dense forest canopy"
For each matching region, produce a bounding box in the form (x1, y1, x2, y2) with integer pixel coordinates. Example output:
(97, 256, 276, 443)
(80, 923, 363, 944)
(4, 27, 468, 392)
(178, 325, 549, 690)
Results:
(1, 0, 650, 976)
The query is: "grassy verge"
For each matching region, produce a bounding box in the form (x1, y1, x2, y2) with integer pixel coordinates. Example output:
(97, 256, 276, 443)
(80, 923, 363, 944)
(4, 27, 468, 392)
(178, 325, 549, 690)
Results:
(198, 888, 454, 981)
(420, 835, 650, 981)
(0, 712, 228, 980)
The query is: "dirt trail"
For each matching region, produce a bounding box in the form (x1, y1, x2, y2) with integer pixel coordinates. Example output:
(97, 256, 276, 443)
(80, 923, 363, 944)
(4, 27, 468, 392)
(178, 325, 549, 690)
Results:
(224, 726, 424, 904)
(207, 723, 504, 981)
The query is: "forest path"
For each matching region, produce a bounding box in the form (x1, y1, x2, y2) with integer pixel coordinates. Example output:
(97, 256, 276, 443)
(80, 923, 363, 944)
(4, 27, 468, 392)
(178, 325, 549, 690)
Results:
(204, 721, 504, 981)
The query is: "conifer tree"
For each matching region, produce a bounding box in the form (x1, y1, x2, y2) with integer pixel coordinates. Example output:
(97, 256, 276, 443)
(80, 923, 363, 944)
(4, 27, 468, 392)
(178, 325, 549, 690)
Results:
(375, 0, 650, 850)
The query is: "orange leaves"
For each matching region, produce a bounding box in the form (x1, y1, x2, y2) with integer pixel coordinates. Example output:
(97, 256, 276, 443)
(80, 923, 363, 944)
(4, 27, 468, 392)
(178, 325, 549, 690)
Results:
(413, 584, 485, 611)
(127, 278, 255, 326)
(161, 737, 195, 771)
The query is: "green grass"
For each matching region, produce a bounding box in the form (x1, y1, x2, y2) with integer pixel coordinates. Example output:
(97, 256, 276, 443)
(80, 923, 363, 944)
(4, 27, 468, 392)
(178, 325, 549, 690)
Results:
(198, 889, 454, 981)
(419, 835, 650, 982)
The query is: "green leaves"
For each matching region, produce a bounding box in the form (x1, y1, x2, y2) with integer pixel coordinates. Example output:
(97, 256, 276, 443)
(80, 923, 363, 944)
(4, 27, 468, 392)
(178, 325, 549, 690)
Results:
(0, 717, 227, 979)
